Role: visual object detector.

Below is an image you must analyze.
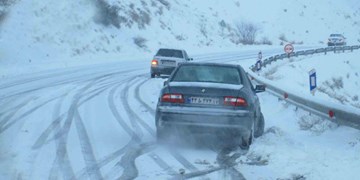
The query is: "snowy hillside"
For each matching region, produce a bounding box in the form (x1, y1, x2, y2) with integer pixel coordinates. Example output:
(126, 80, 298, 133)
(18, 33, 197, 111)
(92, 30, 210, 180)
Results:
(0, 0, 360, 77)
(258, 51, 360, 109)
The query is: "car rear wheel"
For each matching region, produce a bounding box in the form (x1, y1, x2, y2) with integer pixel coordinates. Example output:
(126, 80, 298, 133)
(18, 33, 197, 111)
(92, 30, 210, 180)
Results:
(239, 131, 252, 150)
(254, 113, 265, 138)
(151, 73, 155, 78)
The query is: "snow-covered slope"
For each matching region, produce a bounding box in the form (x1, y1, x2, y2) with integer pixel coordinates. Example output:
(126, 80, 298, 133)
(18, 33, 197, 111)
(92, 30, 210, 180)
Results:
(0, 0, 359, 77)
(259, 51, 360, 109)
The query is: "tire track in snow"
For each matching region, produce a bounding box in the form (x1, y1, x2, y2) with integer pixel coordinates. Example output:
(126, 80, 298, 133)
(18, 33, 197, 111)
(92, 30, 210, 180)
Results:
(0, 97, 35, 130)
(57, 80, 131, 179)
(103, 78, 148, 179)
(30, 76, 127, 180)
(101, 76, 174, 180)
(132, 77, 200, 173)
(73, 109, 103, 180)
(47, 76, 114, 180)
(109, 83, 141, 141)
(110, 82, 176, 176)
(118, 143, 156, 180)
(48, 93, 68, 180)
(0, 94, 64, 134)
(67, 74, 145, 179)
(216, 149, 246, 180)
(8, 92, 72, 179)
(32, 76, 122, 149)
(74, 80, 171, 179)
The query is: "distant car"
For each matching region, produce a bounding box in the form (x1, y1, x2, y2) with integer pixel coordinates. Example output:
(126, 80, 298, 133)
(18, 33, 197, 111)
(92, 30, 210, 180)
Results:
(327, 34, 346, 46)
(155, 62, 265, 149)
(150, 48, 193, 78)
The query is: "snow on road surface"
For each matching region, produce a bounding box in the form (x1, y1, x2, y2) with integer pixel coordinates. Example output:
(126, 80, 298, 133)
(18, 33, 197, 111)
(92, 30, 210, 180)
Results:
(1, 49, 360, 180)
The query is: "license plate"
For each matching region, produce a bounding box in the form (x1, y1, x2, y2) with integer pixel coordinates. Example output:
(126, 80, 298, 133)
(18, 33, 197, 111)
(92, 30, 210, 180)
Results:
(161, 60, 176, 66)
(188, 97, 219, 105)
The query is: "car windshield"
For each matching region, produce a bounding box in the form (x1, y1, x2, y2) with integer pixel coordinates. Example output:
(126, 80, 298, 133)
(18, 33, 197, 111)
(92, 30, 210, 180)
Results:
(171, 65, 242, 84)
(156, 49, 183, 58)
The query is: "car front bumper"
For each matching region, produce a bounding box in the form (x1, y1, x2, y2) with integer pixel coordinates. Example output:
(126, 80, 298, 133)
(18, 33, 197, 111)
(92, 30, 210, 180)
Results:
(156, 106, 254, 137)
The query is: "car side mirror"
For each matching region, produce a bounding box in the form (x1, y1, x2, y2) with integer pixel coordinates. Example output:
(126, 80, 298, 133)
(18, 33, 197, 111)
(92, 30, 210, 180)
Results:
(255, 85, 266, 93)
(163, 80, 168, 86)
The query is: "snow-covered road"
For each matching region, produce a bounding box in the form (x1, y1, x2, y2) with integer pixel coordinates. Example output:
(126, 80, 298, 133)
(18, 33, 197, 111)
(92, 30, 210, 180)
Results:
(1, 48, 359, 180)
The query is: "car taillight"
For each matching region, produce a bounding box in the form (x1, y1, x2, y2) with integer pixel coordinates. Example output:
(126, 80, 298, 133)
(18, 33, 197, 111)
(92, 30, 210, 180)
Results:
(224, 96, 247, 106)
(151, 59, 158, 65)
(161, 94, 184, 103)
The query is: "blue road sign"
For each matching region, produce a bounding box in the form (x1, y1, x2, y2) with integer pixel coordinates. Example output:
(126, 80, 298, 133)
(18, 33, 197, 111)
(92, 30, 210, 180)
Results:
(309, 69, 317, 94)
(256, 60, 262, 71)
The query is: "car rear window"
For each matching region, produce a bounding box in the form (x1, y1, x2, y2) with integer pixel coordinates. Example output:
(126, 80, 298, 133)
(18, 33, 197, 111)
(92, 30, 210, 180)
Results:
(156, 49, 183, 58)
(171, 65, 242, 85)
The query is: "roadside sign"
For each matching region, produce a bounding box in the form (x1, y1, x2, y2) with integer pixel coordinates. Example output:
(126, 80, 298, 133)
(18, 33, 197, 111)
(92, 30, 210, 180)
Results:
(256, 60, 262, 71)
(284, 44, 294, 54)
(309, 69, 317, 95)
(258, 51, 262, 60)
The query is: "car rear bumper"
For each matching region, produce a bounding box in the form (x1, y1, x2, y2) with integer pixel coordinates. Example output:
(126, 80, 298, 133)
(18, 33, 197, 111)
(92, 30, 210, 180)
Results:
(156, 106, 254, 137)
(151, 66, 176, 75)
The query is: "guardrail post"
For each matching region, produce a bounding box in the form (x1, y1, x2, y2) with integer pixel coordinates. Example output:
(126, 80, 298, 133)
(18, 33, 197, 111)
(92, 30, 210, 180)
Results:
(329, 110, 335, 118)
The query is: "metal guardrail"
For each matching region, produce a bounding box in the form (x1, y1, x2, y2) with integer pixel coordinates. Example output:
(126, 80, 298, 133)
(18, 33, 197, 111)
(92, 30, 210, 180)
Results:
(251, 45, 360, 71)
(249, 45, 360, 130)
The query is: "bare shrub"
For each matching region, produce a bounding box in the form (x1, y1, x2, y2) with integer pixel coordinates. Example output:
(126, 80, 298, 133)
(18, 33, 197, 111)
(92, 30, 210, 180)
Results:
(93, 0, 125, 28)
(235, 21, 259, 45)
(318, 86, 349, 104)
(219, 20, 226, 28)
(133, 36, 147, 48)
(93, 0, 151, 29)
(298, 115, 338, 134)
(331, 77, 344, 89)
(0, 0, 16, 6)
(157, 0, 170, 9)
(0, 0, 16, 25)
(0, 11, 6, 24)
(129, 9, 151, 29)
(200, 23, 208, 38)
(260, 36, 272, 45)
(352, 95, 359, 101)
(279, 33, 288, 42)
(175, 35, 185, 41)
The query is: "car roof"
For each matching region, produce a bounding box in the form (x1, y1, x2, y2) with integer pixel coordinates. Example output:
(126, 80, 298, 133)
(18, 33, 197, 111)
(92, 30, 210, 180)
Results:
(157, 48, 184, 51)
